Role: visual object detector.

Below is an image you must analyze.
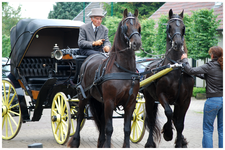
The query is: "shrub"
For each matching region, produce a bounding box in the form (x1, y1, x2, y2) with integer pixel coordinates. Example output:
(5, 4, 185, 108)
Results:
(192, 87, 206, 97)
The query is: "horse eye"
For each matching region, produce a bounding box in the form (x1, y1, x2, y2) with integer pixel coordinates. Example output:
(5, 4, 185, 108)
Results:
(183, 26, 186, 35)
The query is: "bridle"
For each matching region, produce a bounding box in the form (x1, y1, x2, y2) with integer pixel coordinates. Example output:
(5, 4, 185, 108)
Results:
(166, 18, 185, 44)
(121, 16, 141, 48)
(165, 17, 186, 56)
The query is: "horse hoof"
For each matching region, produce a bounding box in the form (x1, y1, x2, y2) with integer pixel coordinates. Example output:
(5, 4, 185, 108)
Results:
(163, 133, 173, 141)
(145, 143, 156, 148)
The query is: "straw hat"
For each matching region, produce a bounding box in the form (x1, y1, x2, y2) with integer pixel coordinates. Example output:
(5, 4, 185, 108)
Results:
(89, 8, 104, 18)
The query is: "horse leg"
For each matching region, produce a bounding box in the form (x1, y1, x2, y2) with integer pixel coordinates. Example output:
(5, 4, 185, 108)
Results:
(173, 98, 190, 148)
(159, 93, 173, 141)
(103, 100, 114, 148)
(122, 100, 136, 148)
(144, 91, 160, 148)
(67, 98, 87, 148)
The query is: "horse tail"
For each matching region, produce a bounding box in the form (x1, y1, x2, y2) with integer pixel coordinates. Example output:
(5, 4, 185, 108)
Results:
(152, 103, 161, 143)
(145, 102, 161, 143)
(88, 96, 104, 131)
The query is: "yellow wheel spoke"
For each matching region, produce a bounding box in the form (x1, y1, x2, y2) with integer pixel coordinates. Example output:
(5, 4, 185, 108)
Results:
(9, 103, 19, 109)
(52, 109, 57, 115)
(136, 104, 141, 114)
(137, 121, 141, 132)
(61, 119, 68, 128)
(8, 93, 16, 107)
(7, 114, 14, 135)
(2, 95, 5, 105)
(62, 101, 66, 114)
(54, 123, 60, 135)
(8, 112, 18, 127)
(2, 115, 6, 129)
(136, 110, 144, 116)
(57, 96, 61, 113)
(7, 85, 12, 104)
(135, 124, 139, 138)
(9, 110, 20, 116)
(5, 115, 8, 137)
(54, 100, 59, 112)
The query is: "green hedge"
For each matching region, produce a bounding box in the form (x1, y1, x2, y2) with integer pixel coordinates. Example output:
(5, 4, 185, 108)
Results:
(192, 87, 206, 97)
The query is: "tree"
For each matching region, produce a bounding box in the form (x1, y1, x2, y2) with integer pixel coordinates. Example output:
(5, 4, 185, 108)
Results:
(104, 16, 121, 45)
(187, 9, 221, 60)
(2, 35, 11, 57)
(2, 2, 22, 57)
(48, 2, 89, 20)
(136, 19, 156, 57)
(2, 2, 22, 35)
(103, 2, 164, 20)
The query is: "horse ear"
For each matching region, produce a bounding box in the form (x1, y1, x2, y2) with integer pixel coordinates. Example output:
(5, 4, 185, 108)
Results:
(134, 9, 139, 17)
(123, 8, 128, 18)
(169, 9, 173, 19)
(179, 9, 184, 18)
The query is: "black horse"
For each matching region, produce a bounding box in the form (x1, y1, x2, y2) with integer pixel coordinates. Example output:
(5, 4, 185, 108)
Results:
(143, 9, 194, 148)
(67, 9, 142, 148)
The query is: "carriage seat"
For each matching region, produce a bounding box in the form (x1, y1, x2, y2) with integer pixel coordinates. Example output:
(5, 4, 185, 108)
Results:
(60, 48, 87, 60)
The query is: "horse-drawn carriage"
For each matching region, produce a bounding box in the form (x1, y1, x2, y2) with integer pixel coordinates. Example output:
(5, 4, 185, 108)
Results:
(2, 18, 145, 145)
(2, 9, 193, 148)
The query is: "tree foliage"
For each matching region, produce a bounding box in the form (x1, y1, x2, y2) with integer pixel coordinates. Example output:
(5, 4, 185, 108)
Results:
(48, 2, 89, 20)
(136, 9, 221, 60)
(187, 9, 220, 60)
(137, 19, 156, 57)
(103, 2, 164, 20)
(2, 2, 22, 57)
(2, 2, 22, 35)
(104, 16, 121, 45)
(2, 35, 11, 57)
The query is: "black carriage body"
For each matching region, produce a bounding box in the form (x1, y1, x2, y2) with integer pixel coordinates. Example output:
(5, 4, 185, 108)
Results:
(9, 19, 86, 121)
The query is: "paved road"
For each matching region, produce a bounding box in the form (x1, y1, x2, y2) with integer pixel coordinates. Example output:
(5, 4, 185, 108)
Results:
(2, 97, 219, 148)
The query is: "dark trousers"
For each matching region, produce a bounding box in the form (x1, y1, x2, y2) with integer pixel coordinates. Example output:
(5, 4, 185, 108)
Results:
(80, 46, 103, 56)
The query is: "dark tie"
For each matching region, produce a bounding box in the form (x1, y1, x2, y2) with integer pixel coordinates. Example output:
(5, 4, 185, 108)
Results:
(94, 27, 98, 37)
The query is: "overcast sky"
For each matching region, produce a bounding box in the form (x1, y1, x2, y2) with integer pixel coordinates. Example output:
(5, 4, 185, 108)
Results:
(9, 2, 56, 19)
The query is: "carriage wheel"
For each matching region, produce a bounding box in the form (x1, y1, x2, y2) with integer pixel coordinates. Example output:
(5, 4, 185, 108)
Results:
(51, 92, 71, 145)
(130, 93, 146, 143)
(69, 98, 86, 136)
(2, 79, 22, 140)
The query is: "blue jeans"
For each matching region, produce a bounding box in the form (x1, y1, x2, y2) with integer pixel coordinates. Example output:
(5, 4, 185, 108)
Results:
(202, 97, 223, 148)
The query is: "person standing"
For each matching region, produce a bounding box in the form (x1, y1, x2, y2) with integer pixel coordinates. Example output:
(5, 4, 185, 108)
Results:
(78, 8, 111, 56)
(181, 46, 223, 148)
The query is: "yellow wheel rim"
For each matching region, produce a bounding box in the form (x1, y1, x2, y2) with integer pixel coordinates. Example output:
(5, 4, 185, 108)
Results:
(69, 99, 86, 136)
(130, 93, 145, 143)
(51, 92, 71, 145)
(2, 79, 22, 140)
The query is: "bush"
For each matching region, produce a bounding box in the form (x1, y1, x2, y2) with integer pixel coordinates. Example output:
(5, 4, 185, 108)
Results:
(192, 87, 206, 97)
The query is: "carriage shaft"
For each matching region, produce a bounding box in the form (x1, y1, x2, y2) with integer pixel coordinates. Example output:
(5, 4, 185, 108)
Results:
(140, 68, 173, 87)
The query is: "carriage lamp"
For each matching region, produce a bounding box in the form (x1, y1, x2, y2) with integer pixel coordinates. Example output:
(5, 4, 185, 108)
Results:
(51, 44, 63, 60)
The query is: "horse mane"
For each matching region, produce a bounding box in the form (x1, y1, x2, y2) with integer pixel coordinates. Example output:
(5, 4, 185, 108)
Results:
(105, 13, 139, 73)
(105, 21, 123, 73)
(183, 40, 188, 54)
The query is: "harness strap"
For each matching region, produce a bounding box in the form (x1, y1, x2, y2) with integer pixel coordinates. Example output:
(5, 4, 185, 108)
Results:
(99, 72, 140, 85)
(173, 68, 184, 105)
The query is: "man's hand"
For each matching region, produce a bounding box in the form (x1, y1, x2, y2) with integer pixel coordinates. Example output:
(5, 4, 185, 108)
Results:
(181, 53, 187, 60)
(92, 39, 105, 46)
(103, 46, 110, 53)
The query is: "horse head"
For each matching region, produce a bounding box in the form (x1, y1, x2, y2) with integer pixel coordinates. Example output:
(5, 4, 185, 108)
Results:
(166, 9, 185, 51)
(120, 9, 142, 51)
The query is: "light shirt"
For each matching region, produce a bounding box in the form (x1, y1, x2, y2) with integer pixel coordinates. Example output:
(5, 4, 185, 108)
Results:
(92, 23, 98, 32)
